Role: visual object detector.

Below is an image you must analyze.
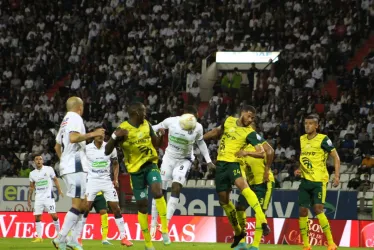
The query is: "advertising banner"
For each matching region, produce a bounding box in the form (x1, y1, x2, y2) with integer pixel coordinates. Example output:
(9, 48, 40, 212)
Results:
(0, 212, 216, 243)
(359, 221, 374, 247)
(148, 188, 358, 219)
(0, 178, 70, 212)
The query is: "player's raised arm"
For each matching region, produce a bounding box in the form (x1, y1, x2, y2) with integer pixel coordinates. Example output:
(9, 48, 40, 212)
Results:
(28, 181, 35, 210)
(105, 128, 128, 155)
(262, 141, 275, 181)
(195, 124, 213, 164)
(322, 136, 340, 187)
(55, 129, 62, 159)
(70, 130, 104, 143)
(152, 117, 174, 132)
(203, 126, 223, 140)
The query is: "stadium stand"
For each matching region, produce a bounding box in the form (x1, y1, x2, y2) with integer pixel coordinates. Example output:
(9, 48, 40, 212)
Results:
(1, 0, 374, 216)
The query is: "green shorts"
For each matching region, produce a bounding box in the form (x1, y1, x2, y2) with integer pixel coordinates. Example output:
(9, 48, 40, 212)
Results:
(298, 178, 327, 208)
(215, 161, 243, 193)
(238, 181, 274, 211)
(91, 194, 107, 213)
(130, 162, 161, 201)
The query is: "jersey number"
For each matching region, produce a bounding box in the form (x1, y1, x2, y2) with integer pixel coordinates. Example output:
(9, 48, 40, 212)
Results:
(179, 165, 184, 170)
(61, 134, 65, 153)
(49, 205, 55, 211)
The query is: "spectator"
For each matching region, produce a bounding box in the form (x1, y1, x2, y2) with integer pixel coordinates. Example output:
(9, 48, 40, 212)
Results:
(359, 174, 371, 191)
(359, 154, 374, 174)
(347, 173, 362, 190)
(0, 155, 11, 177)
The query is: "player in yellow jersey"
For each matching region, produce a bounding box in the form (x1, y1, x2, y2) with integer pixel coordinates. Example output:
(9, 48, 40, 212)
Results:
(235, 141, 275, 250)
(105, 102, 170, 250)
(203, 105, 272, 248)
(295, 114, 340, 250)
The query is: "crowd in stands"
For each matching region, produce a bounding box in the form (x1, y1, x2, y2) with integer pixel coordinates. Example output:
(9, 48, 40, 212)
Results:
(1, 0, 374, 200)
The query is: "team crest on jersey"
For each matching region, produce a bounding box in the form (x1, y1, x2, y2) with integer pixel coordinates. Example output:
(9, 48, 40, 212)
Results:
(137, 132, 144, 139)
(188, 130, 193, 135)
(229, 128, 235, 133)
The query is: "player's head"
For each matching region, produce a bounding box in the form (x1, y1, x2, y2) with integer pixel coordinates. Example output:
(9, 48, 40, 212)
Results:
(128, 102, 146, 124)
(239, 105, 256, 127)
(93, 126, 105, 143)
(184, 105, 198, 118)
(34, 155, 43, 168)
(66, 96, 84, 116)
(304, 114, 319, 134)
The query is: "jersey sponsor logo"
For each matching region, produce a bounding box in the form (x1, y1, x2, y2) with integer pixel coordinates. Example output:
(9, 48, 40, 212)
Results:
(169, 135, 189, 145)
(222, 132, 237, 140)
(301, 152, 316, 156)
(36, 180, 48, 187)
(92, 161, 108, 168)
(128, 138, 149, 146)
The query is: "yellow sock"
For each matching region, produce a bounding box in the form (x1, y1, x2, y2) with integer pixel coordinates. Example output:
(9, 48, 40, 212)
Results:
(316, 213, 335, 245)
(241, 188, 267, 224)
(101, 213, 108, 241)
(222, 202, 242, 235)
(299, 216, 310, 247)
(252, 216, 263, 247)
(138, 212, 153, 248)
(237, 210, 247, 243)
(155, 197, 168, 233)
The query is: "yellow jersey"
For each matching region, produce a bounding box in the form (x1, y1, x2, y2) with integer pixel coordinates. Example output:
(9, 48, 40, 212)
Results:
(217, 116, 263, 163)
(299, 133, 335, 182)
(240, 143, 274, 185)
(118, 120, 158, 173)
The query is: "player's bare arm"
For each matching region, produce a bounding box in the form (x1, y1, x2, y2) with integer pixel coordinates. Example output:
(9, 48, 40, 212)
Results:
(330, 150, 341, 187)
(105, 128, 128, 155)
(112, 159, 120, 188)
(262, 142, 275, 182)
(54, 143, 62, 159)
(235, 144, 265, 159)
(28, 181, 35, 209)
(70, 129, 105, 143)
(203, 126, 222, 140)
(53, 177, 64, 197)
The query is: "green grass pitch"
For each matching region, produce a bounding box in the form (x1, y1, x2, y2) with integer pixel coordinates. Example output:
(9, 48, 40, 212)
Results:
(0, 238, 365, 250)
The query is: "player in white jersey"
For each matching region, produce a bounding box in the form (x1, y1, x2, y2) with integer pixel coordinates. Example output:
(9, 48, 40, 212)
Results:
(28, 155, 63, 243)
(53, 97, 105, 250)
(150, 106, 215, 238)
(70, 127, 133, 248)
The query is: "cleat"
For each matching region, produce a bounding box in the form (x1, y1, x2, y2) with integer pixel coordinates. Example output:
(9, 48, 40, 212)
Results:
(162, 233, 171, 245)
(230, 232, 246, 248)
(58, 242, 67, 250)
(327, 244, 337, 250)
(52, 238, 60, 249)
(150, 224, 158, 239)
(102, 240, 113, 245)
(302, 247, 312, 250)
(235, 242, 248, 250)
(121, 237, 133, 247)
(32, 238, 43, 243)
(248, 247, 259, 250)
(66, 242, 83, 250)
(78, 238, 83, 246)
(262, 223, 271, 236)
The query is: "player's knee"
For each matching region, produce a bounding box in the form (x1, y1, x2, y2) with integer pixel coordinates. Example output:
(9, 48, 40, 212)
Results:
(170, 182, 182, 198)
(313, 205, 324, 215)
(152, 188, 163, 199)
(236, 205, 246, 212)
(51, 215, 58, 221)
(136, 200, 148, 214)
(299, 207, 309, 217)
(35, 216, 41, 222)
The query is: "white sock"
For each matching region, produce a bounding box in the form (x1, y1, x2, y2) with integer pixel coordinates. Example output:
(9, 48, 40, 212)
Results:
(53, 219, 60, 233)
(71, 214, 84, 244)
(151, 199, 159, 226)
(167, 196, 179, 221)
(115, 216, 126, 239)
(35, 221, 42, 238)
(58, 210, 80, 242)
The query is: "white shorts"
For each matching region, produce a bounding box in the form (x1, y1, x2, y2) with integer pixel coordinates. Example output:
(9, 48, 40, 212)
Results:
(160, 153, 192, 188)
(62, 172, 87, 199)
(86, 179, 119, 202)
(34, 199, 56, 215)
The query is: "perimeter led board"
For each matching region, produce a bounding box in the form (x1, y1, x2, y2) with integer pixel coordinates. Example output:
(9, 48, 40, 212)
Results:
(216, 51, 280, 64)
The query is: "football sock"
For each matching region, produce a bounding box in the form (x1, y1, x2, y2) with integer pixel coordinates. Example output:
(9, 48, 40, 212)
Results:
(236, 210, 247, 243)
(252, 216, 263, 247)
(101, 213, 108, 241)
(155, 197, 168, 233)
(53, 218, 60, 233)
(317, 213, 335, 245)
(242, 188, 267, 224)
(58, 208, 80, 242)
(114, 214, 127, 239)
(299, 216, 310, 247)
(138, 212, 153, 248)
(71, 213, 84, 244)
(222, 202, 242, 235)
(151, 199, 159, 227)
(167, 196, 179, 221)
(35, 221, 42, 238)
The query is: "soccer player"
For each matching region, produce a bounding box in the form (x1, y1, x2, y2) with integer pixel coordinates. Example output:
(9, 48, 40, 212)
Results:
(235, 140, 275, 250)
(71, 126, 132, 248)
(296, 114, 340, 250)
(149, 106, 215, 238)
(53, 96, 105, 250)
(105, 102, 170, 250)
(203, 105, 271, 248)
(28, 155, 63, 243)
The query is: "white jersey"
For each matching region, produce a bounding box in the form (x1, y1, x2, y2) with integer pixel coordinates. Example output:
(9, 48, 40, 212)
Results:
(153, 116, 203, 160)
(56, 111, 86, 175)
(29, 166, 56, 201)
(85, 141, 118, 181)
